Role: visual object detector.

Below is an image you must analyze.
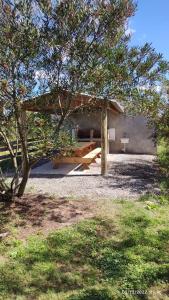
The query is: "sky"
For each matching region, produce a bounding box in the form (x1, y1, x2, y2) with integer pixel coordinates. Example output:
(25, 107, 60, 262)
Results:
(129, 0, 169, 61)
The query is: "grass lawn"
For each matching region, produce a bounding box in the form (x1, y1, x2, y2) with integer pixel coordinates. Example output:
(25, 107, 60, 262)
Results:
(0, 196, 168, 300)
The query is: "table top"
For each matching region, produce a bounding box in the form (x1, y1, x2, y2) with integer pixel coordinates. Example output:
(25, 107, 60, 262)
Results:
(75, 141, 96, 151)
(63, 142, 96, 157)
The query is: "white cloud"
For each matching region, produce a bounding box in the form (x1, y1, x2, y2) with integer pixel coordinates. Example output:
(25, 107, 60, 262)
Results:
(139, 85, 148, 91)
(125, 27, 136, 36)
(125, 21, 136, 37)
(35, 70, 46, 80)
(139, 84, 162, 93)
(154, 85, 161, 93)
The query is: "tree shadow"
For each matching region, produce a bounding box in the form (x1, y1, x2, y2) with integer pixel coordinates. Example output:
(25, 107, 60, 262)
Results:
(1, 214, 168, 300)
(0, 194, 94, 237)
(0, 201, 13, 233)
(104, 160, 159, 194)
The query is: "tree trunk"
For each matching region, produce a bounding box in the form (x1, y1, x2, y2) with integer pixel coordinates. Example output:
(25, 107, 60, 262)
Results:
(15, 108, 30, 197)
(17, 164, 31, 197)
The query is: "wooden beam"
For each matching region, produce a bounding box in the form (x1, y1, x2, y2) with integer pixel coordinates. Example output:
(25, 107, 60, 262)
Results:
(101, 100, 108, 175)
(90, 129, 94, 141)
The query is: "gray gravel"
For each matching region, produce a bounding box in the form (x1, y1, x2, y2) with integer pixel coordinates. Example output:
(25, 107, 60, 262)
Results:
(27, 154, 158, 199)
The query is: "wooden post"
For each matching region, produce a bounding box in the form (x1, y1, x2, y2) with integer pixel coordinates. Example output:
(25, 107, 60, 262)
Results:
(107, 130, 109, 154)
(75, 125, 79, 140)
(90, 129, 94, 141)
(101, 100, 108, 175)
(72, 128, 76, 140)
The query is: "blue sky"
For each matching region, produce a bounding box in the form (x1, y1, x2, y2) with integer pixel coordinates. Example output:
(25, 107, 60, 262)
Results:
(129, 0, 169, 61)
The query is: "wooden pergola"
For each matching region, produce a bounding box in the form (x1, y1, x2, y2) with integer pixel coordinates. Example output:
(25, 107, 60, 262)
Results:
(22, 89, 123, 175)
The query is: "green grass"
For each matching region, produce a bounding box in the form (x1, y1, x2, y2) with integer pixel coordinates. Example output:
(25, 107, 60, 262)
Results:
(0, 200, 168, 300)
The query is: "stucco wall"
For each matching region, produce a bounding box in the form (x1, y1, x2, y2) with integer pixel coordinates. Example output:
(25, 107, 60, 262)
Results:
(70, 110, 101, 130)
(70, 110, 156, 155)
(108, 112, 156, 154)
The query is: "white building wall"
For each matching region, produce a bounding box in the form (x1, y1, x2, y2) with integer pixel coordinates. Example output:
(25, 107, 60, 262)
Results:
(70, 110, 156, 155)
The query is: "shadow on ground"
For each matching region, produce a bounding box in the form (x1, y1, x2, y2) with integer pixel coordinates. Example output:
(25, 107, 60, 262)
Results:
(104, 160, 159, 195)
(0, 202, 168, 300)
(0, 195, 94, 238)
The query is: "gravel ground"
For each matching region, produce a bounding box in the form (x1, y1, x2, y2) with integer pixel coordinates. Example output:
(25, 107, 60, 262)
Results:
(27, 154, 158, 199)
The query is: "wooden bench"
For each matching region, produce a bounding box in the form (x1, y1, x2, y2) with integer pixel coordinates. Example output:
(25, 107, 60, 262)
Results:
(52, 147, 101, 169)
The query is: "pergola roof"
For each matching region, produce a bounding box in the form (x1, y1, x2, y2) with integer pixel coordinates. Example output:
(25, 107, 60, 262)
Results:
(22, 89, 124, 114)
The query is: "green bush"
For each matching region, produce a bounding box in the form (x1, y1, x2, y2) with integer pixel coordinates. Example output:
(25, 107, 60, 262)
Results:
(157, 141, 169, 189)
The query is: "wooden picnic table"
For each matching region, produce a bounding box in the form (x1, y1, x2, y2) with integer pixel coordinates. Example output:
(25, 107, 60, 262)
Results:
(73, 142, 96, 157)
(52, 141, 99, 169)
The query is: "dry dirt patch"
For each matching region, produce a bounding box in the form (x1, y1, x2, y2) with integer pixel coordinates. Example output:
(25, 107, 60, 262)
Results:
(0, 194, 95, 239)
